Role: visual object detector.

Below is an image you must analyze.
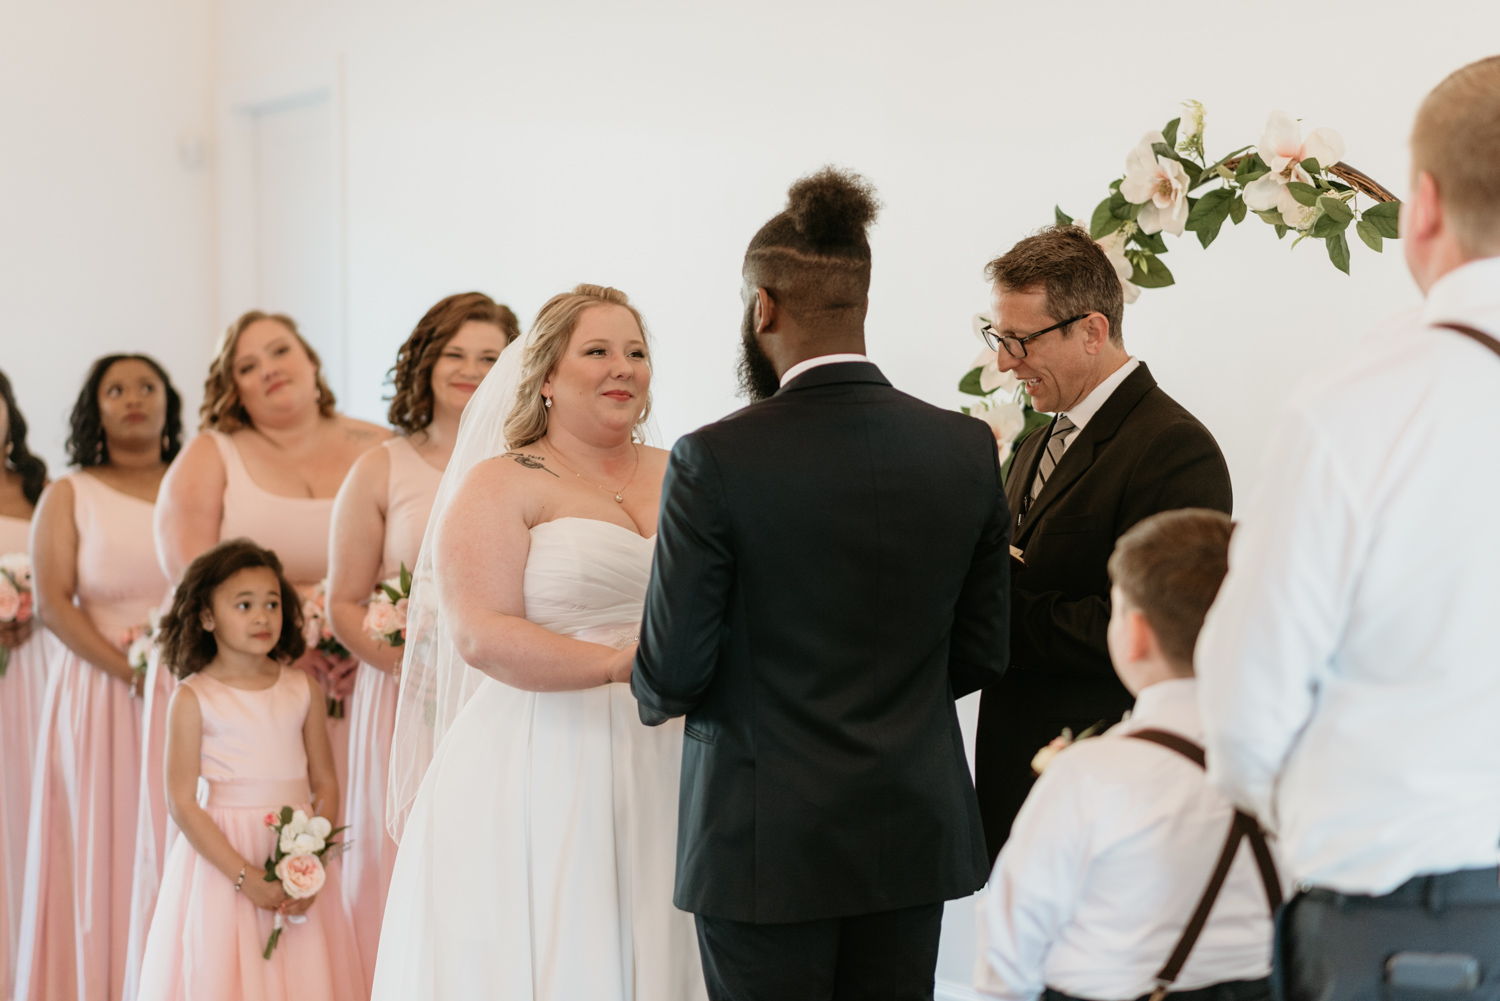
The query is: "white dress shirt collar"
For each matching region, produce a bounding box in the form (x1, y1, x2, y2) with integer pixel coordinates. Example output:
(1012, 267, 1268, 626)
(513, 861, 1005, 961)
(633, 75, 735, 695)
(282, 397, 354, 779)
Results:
(1421, 254, 1500, 329)
(1056, 356, 1140, 431)
(1120, 677, 1203, 739)
(779, 353, 871, 388)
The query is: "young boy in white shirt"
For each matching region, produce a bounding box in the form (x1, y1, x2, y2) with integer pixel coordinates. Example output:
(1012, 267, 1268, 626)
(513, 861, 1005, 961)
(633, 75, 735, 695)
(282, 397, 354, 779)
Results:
(977, 509, 1283, 1001)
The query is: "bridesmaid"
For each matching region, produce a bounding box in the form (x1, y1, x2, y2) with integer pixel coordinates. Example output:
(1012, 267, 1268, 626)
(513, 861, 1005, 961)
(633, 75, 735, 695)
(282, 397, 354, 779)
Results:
(327, 292, 516, 985)
(13, 355, 178, 1001)
(127, 311, 388, 988)
(0, 369, 53, 1000)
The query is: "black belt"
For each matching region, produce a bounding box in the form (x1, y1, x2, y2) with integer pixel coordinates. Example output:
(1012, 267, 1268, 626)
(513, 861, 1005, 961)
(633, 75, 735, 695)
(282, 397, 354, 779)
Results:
(1043, 978, 1270, 1001)
(1302, 866, 1500, 911)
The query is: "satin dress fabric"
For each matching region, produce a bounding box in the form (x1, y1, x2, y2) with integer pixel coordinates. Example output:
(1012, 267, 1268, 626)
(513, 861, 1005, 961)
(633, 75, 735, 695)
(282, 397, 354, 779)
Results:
(342, 436, 440, 990)
(371, 517, 705, 1001)
(136, 667, 365, 1001)
(13, 473, 169, 1001)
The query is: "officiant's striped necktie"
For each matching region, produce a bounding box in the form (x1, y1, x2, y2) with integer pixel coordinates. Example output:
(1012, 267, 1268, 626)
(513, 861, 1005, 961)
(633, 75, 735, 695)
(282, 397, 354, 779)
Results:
(1029, 415, 1076, 506)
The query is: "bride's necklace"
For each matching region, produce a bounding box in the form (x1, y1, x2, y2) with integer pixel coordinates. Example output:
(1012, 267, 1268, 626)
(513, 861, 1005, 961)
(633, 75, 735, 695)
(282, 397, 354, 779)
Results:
(547, 443, 639, 504)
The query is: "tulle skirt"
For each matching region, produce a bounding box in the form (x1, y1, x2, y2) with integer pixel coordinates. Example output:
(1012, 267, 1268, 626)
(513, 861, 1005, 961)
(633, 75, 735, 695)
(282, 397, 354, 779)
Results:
(0, 628, 59, 1000)
(124, 652, 179, 1000)
(137, 800, 366, 1001)
(341, 662, 399, 990)
(13, 651, 142, 1001)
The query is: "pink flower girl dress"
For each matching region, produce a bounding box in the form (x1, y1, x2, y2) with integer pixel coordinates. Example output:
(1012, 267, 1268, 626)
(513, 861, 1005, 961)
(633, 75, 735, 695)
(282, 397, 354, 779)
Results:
(342, 436, 440, 987)
(13, 472, 168, 1001)
(136, 665, 365, 1001)
(0, 514, 59, 1001)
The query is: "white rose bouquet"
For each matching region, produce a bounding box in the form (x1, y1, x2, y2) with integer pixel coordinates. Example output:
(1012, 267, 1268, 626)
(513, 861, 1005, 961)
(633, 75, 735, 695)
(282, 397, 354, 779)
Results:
(260, 806, 347, 958)
(0, 552, 35, 675)
(299, 580, 356, 718)
(362, 563, 411, 648)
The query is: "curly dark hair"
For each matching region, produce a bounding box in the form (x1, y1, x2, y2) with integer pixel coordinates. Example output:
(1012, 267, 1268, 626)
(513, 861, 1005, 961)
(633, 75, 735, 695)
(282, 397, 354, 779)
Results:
(386, 292, 521, 434)
(0, 369, 47, 506)
(66, 354, 183, 468)
(200, 311, 337, 433)
(157, 538, 306, 679)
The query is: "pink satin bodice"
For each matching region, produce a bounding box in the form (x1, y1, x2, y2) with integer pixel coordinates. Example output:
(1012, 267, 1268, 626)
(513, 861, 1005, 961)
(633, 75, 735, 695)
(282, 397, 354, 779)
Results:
(210, 431, 333, 587)
(68, 472, 169, 640)
(380, 437, 442, 581)
(184, 668, 310, 791)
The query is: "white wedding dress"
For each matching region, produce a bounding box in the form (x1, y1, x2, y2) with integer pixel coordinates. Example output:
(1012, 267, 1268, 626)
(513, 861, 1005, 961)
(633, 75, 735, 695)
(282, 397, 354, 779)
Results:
(371, 517, 706, 1000)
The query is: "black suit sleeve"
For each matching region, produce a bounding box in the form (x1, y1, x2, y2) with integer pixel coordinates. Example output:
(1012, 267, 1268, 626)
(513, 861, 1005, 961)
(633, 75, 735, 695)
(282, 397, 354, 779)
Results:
(948, 434, 1011, 698)
(632, 433, 735, 726)
(1011, 420, 1232, 678)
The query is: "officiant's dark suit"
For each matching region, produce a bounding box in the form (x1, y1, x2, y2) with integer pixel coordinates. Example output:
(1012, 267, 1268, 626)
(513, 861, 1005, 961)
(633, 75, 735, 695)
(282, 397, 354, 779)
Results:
(632, 167, 1010, 1000)
(976, 365, 1231, 860)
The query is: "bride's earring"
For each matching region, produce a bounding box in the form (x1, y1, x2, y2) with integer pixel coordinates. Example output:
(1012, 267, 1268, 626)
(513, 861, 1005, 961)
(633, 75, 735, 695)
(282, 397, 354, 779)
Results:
(543, 396, 552, 409)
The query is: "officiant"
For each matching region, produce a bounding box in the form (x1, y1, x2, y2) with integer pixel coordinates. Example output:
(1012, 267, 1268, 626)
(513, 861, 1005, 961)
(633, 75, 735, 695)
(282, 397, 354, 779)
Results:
(973, 225, 1231, 860)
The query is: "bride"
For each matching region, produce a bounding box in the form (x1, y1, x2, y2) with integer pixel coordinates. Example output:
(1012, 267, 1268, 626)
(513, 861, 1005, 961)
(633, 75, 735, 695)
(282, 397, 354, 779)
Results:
(373, 285, 706, 1000)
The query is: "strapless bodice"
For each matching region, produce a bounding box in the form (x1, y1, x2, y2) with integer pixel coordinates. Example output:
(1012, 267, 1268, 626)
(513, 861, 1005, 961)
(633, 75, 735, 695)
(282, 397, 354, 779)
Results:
(523, 517, 655, 645)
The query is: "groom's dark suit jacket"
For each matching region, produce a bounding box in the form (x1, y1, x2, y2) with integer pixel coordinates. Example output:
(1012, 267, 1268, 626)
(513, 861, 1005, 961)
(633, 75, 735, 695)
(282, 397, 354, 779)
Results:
(632, 361, 1010, 924)
(975, 362, 1231, 861)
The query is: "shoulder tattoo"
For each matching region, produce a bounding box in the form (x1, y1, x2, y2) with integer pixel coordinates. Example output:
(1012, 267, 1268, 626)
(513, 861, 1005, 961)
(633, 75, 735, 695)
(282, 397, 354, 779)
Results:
(502, 452, 559, 476)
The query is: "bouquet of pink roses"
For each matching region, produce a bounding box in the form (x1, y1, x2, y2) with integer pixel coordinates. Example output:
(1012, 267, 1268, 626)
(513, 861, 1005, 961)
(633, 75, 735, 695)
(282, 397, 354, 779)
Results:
(300, 580, 356, 717)
(260, 806, 347, 958)
(0, 552, 36, 675)
(362, 563, 411, 648)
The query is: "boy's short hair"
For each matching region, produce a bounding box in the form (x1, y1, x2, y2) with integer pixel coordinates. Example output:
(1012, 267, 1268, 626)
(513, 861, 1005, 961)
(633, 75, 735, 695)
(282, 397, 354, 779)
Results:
(1107, 508, 1233, 668)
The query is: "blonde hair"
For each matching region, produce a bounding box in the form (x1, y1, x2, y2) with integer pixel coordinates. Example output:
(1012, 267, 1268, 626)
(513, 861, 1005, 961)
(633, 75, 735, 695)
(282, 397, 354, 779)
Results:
(199, 311, 338, 432)
(504, 285, 651, 449)
(1412, 55, 1500, 255)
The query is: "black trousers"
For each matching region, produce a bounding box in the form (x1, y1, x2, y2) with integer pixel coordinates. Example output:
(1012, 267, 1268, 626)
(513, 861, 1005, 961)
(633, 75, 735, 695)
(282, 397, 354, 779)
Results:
(1278, 866, 1500, 1001)
(694, 901, 945, 1001)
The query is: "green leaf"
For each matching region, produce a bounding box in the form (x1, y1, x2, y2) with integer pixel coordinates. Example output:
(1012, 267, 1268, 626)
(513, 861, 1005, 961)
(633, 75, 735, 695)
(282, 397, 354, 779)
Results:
(1055, 206, 1074, 227)
(1109, 189, 1141, 221)
(1129, 254, 1176, 289)
(1228, 193, 1247, 225)
(1363, 200, 1401, 238)
(1311, 196, 1354, 239)
(1275, 224, 1289, 240)
(1356, 218, 1384, 252)
(958, 367, 989, 397)
(1131, 229, 1168, 254)
(1300, 157, 1321, 175)
(280, 806, 293, 825)
(1326, 231, 1351, 274)
(1318, 195, 1353, 224)
(1185, 187, 1234, 248)
(399, 562, 411, 593)
(1234, 152, 1271, 185)
(1160, 117, 1180, 150)
(1287, 182, 1321, 207)
(1090, 197, 1123, 239)
(379, 583, 402, 602)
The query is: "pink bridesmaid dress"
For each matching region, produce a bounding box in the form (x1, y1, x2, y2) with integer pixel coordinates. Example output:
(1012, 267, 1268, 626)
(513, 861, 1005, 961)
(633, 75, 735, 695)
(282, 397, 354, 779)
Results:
(13, 473, 169, 1001)
(342, 437, 440, 988)
(125, 430, 345, 998)
(0, 514, 60, 1000)
(136, 667, 365, 1001)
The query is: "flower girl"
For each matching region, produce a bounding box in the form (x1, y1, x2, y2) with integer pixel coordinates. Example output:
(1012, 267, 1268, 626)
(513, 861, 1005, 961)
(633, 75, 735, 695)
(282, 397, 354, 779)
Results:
(136, 539, 364, 1001)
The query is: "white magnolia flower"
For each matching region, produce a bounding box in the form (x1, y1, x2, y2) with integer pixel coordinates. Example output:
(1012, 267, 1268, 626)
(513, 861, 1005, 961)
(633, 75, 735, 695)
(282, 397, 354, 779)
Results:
(971, 397, 1028, 461)
(1120, 131, 1190, 236)
(1095, 230, 1142, 304)
(1242, 111, 1345, 231)
(1178, 100, 1206, 150)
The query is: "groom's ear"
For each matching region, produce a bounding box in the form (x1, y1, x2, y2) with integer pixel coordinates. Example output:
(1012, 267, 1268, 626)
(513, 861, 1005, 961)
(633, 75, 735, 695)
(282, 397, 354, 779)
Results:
(753, 286, 778, 335)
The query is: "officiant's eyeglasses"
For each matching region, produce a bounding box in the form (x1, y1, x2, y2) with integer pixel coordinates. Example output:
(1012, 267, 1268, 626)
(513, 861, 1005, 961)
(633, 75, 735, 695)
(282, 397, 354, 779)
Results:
(980, 314, 1090, 359)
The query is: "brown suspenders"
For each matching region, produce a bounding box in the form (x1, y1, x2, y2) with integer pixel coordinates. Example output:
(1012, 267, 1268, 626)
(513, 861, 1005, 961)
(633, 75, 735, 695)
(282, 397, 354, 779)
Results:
(1434, 321, 1500, 359)
(1128, 729, 1283, 1001)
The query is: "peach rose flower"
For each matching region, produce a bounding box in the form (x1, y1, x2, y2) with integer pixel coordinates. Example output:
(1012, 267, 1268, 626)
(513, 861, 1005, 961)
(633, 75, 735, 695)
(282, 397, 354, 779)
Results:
(274, 852, 326, 899)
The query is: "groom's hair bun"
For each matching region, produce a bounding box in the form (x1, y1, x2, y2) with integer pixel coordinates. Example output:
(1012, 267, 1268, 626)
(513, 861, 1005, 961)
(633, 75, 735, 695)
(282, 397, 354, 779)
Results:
(744, 166, 880, 319)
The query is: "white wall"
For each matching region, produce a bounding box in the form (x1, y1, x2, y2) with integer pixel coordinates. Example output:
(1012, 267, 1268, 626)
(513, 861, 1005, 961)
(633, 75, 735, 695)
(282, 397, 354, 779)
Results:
(0, 0, 215, 470)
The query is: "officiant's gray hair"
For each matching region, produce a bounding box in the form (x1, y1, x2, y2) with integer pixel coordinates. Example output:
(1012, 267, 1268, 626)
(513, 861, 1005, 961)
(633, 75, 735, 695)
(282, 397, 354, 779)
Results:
(986, 226, 1125, 345)
(1412, 55, 1500, 254)
(743, 166, 880, 322)
(505, 284, 652, 450)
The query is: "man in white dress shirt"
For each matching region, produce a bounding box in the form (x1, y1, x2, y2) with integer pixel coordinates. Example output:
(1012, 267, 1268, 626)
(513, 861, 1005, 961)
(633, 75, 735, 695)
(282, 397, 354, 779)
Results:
(979, 509, 1281, 1001)
(1197, 56, 1500, 999)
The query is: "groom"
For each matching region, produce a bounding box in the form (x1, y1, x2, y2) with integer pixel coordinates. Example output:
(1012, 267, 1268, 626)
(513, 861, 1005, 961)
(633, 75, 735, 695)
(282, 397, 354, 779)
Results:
(632, 167, 1011, 1001)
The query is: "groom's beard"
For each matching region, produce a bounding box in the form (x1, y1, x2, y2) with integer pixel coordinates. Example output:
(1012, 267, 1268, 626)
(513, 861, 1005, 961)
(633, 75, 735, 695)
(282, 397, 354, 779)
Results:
(736, 305, 781, 403)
